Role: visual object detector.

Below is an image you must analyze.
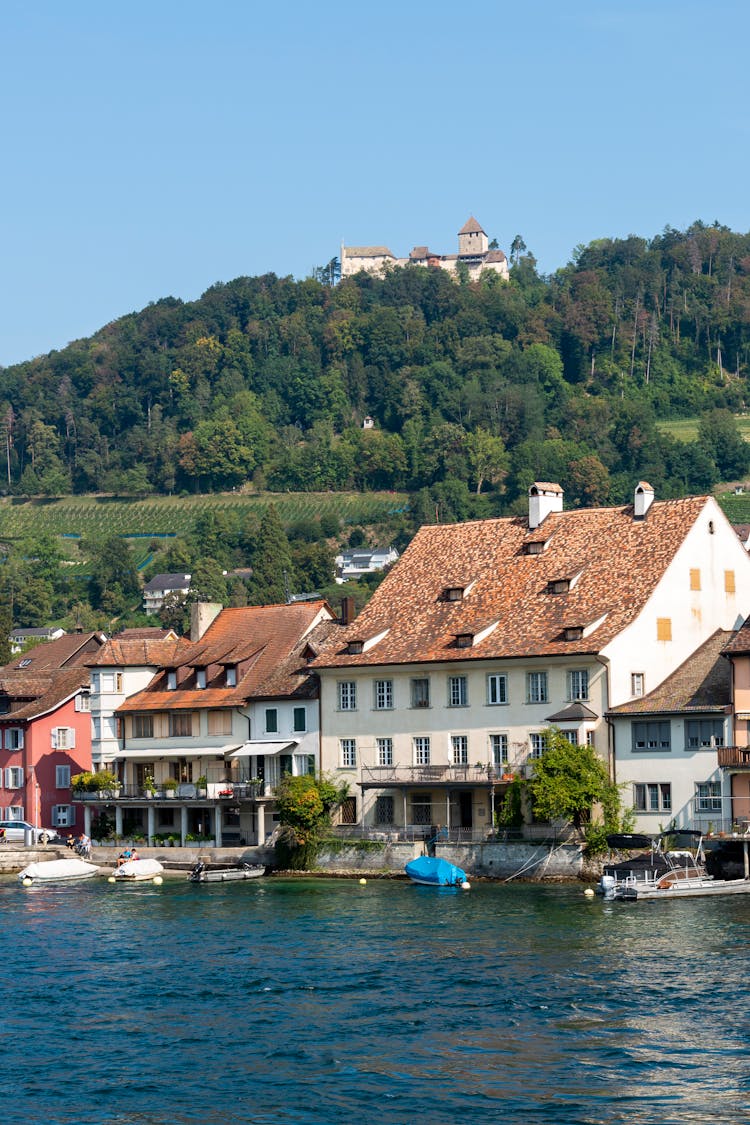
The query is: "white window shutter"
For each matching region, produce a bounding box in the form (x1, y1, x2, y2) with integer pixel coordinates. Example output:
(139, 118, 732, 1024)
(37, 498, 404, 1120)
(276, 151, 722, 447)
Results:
(51, 729, 58, 749)
(3, 768, 9, 788)
(74, 695, 81, 712)
(3, 730, 9, 750)
(17, 730, 23, 748)
(69, 727, 76, 748)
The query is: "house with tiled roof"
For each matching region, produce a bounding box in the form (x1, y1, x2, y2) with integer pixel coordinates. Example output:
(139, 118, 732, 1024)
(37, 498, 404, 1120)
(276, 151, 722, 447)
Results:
(86, 627, 185, 768)
(312, 482, 750, 838)
(0, 631, 106, 834)
(142, 572, 191, 615)
(713, 618, 750, 829)
(77, 601, 343, 846)
(607, 629, 734, 833)
(340, 217, 509, 283)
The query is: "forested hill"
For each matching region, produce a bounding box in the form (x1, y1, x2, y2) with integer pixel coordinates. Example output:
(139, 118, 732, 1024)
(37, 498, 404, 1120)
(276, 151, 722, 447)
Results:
(4, 219, 750, 514)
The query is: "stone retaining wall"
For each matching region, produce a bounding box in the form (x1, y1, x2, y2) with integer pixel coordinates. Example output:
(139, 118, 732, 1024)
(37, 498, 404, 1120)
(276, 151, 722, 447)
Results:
(315, 840, 584, 880)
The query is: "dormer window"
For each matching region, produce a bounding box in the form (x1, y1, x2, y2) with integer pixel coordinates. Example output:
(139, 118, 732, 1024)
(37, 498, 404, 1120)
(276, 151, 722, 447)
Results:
(455, 633, 473, 649)
(167, 671, 177, 691)
(564, 627, 583, 641)
(347, 640, 364, 655)
(547, 579, 570, 595)
(18, 658, 32, 668)
(226, 666, 237, 688)
(445, 586, 465, 602)
(523, 541, 544, 556)
(196, 669, 206, 690)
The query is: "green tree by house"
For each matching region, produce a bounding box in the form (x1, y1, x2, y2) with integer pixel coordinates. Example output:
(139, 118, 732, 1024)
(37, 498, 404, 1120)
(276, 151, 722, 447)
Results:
(274, 773, 349, 869)
(246, 504, 294, 604)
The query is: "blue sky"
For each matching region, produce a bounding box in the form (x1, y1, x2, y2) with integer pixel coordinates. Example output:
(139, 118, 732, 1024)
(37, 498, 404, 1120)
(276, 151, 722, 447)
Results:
(1, 0, 748, 367)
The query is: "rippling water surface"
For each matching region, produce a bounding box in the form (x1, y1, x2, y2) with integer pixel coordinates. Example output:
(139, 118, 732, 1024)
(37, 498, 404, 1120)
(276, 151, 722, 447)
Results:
(2, 875, 749, 1124)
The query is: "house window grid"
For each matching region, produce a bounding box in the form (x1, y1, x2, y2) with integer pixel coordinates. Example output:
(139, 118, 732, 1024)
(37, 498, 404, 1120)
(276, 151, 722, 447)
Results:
(631, 673, 645, 698)
(686, 720, 724, 749)
(338, 682, 357, 711)
(168, 712, 193, 737)
(448, 676, 468, 708)
(490, 733, 509, 768)
(55, 765, 71, 789)
(632, 721, 671, 752)
(5, 766, 24, 789)
(265, 708, 278, 734)
(413, 736, 431, 766)
(133, 714, 154, 739)
(529, 732, 547, 758)
(567, 669, 589, 702)
(340, 739, 357, 768)
(696, 782, 722, 812)
(634, 782, 672, 812)
(487, 674, 508, 706)
(373, 680, 393, 710)
(376, 737, 393, 767)
(527, 672, 548, 704)
(451, 734, 469, 765)
(410, 678, 430, 709)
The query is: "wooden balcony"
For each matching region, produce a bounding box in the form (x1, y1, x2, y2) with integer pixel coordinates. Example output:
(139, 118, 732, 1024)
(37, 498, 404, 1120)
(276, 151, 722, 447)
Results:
(717, 747, 750, 769)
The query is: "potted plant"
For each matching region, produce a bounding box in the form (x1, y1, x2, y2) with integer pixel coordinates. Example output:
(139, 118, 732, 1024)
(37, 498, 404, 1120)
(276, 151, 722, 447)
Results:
(164, 778, 179, 798)
(143, 775, 157, 798)
(94, 769, 121, 798)
(196, 775, 208, 798)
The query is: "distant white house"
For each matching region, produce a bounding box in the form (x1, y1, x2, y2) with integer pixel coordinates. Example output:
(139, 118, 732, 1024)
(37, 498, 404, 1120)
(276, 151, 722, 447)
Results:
(142, 573, 191, 615)
(9, 626, 65, 654)
(334, 547, 399, 584)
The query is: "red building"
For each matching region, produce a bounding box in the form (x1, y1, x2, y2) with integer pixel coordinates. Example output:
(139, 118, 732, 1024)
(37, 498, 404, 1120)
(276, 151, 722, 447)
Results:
(0, 633, 104, 832)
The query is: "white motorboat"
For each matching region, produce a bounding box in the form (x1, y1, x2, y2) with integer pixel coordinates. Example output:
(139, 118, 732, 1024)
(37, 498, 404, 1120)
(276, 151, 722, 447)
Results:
(18, 858, 99, 885)
(113, 858, 165, 882)
(188, 860, 266, 883)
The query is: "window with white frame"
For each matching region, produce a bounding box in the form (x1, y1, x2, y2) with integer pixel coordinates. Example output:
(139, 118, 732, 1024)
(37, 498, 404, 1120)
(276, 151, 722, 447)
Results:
(686, 720, 724, 749)
(226, 666, 237, 687)
(696, 781, 722, 811)
(52, 727, 76, 749)
(4, 728, 24, 750)
(340, 738, 357, 768)
(75, 691, 91, 712)
(376, 737, 393, 767)
(56, 765, 71, 788)
(451, 734, 468, 765)
(90, 672, 100, 692)
(5, 766, 23, 789)
(567, 669, 589, 701)
(529, 732, 547, 758)
(413, 736, 431, 765)
(527, 672, 548, 703)
(632, 721, 671, 752)
(6, 805, 23, 820)
(133, 713, 154, 739)
(487, 673, 508, 706)
(631, 673, 645, 698)
(559, 730, 578, 744)
(338, 681, 357, 711)
(52, 805, 75, 827)
(196, 669, 206, 689)
(490, 733, 508, 768)
(448, 676, 468, 707)
(634, 783, 671, 812)
(167, 671, 177, 691)
(373, 680, 393, 710)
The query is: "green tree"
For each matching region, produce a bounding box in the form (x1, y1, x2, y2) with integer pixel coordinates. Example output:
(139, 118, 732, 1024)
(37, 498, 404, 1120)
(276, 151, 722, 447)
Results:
(187, 558, 228, 605)
(465, 427, 510, 494)
(697, 409, 750, 481)
(88, 537, 140, 614)
(526, 729, 624, 835)
(274, 773, 349, 868)
(247, 505, 294, 605)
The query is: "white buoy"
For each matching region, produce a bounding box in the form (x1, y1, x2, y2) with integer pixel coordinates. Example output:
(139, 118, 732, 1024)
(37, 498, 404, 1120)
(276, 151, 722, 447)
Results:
(108, 876, 116, 883)
(153, 875, 163, 885)
(461, 881, 471, 890)
(359, 878, 367, 885)
(584, 888, 595, 897)
(21, 877, 33, 887)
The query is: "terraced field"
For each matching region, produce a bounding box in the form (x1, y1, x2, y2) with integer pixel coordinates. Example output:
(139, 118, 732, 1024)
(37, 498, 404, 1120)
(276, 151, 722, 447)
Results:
(0, 491, 409, 543)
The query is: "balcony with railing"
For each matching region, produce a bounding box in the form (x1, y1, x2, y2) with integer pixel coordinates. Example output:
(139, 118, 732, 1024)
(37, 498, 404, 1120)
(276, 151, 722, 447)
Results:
(360, 764, 512, 788)
(717, 746, 750, 769)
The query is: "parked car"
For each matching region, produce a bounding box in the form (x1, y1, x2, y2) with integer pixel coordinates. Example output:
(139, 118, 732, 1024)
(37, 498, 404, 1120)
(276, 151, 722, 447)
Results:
(0, 820, 59, 844)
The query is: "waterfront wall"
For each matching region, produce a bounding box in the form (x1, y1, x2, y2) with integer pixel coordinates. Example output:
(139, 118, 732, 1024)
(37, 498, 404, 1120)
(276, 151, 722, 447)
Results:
(315, 841, 584, 880)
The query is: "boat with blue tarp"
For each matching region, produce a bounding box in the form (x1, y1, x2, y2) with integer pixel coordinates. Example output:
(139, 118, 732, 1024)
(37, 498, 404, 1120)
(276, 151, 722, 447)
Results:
(405, 855, 468, 886)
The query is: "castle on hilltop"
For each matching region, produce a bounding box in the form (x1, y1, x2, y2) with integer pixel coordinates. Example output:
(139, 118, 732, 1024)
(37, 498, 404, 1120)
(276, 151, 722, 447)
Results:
(340, 216, 509, 282)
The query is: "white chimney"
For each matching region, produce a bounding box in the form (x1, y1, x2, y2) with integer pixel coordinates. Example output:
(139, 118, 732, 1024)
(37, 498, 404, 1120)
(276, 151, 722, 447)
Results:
(190, 601, 223, 641)
(528, 482, 564, 529)
(634, 481, 655, 520)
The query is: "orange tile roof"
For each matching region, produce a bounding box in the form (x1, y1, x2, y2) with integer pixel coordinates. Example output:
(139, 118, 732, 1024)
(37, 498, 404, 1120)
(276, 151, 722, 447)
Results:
(313, 496, 712, 668)
(3, 631, 105, 673)
(458, 216, 485, 235)
(607, 629, 732, 715)
(119, 602, 342, 713)
(0, 667, 90, 720)
(87, 636, 192, 668)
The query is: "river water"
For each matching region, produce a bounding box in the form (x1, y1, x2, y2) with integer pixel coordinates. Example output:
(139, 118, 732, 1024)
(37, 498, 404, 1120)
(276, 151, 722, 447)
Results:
(2, 875, 748, 1124)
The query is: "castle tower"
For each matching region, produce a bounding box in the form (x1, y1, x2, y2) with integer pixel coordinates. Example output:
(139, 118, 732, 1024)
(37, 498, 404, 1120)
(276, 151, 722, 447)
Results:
(457, 216, 488, 258)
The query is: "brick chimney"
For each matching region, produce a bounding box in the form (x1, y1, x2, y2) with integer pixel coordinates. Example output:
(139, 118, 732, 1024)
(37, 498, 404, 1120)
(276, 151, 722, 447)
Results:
(528, 482, 564, 529)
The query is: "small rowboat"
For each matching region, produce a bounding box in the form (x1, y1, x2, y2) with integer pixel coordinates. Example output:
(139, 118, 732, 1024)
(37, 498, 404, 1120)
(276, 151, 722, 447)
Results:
(188, 861, 266, 883)
(113, 858, 165, 882)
